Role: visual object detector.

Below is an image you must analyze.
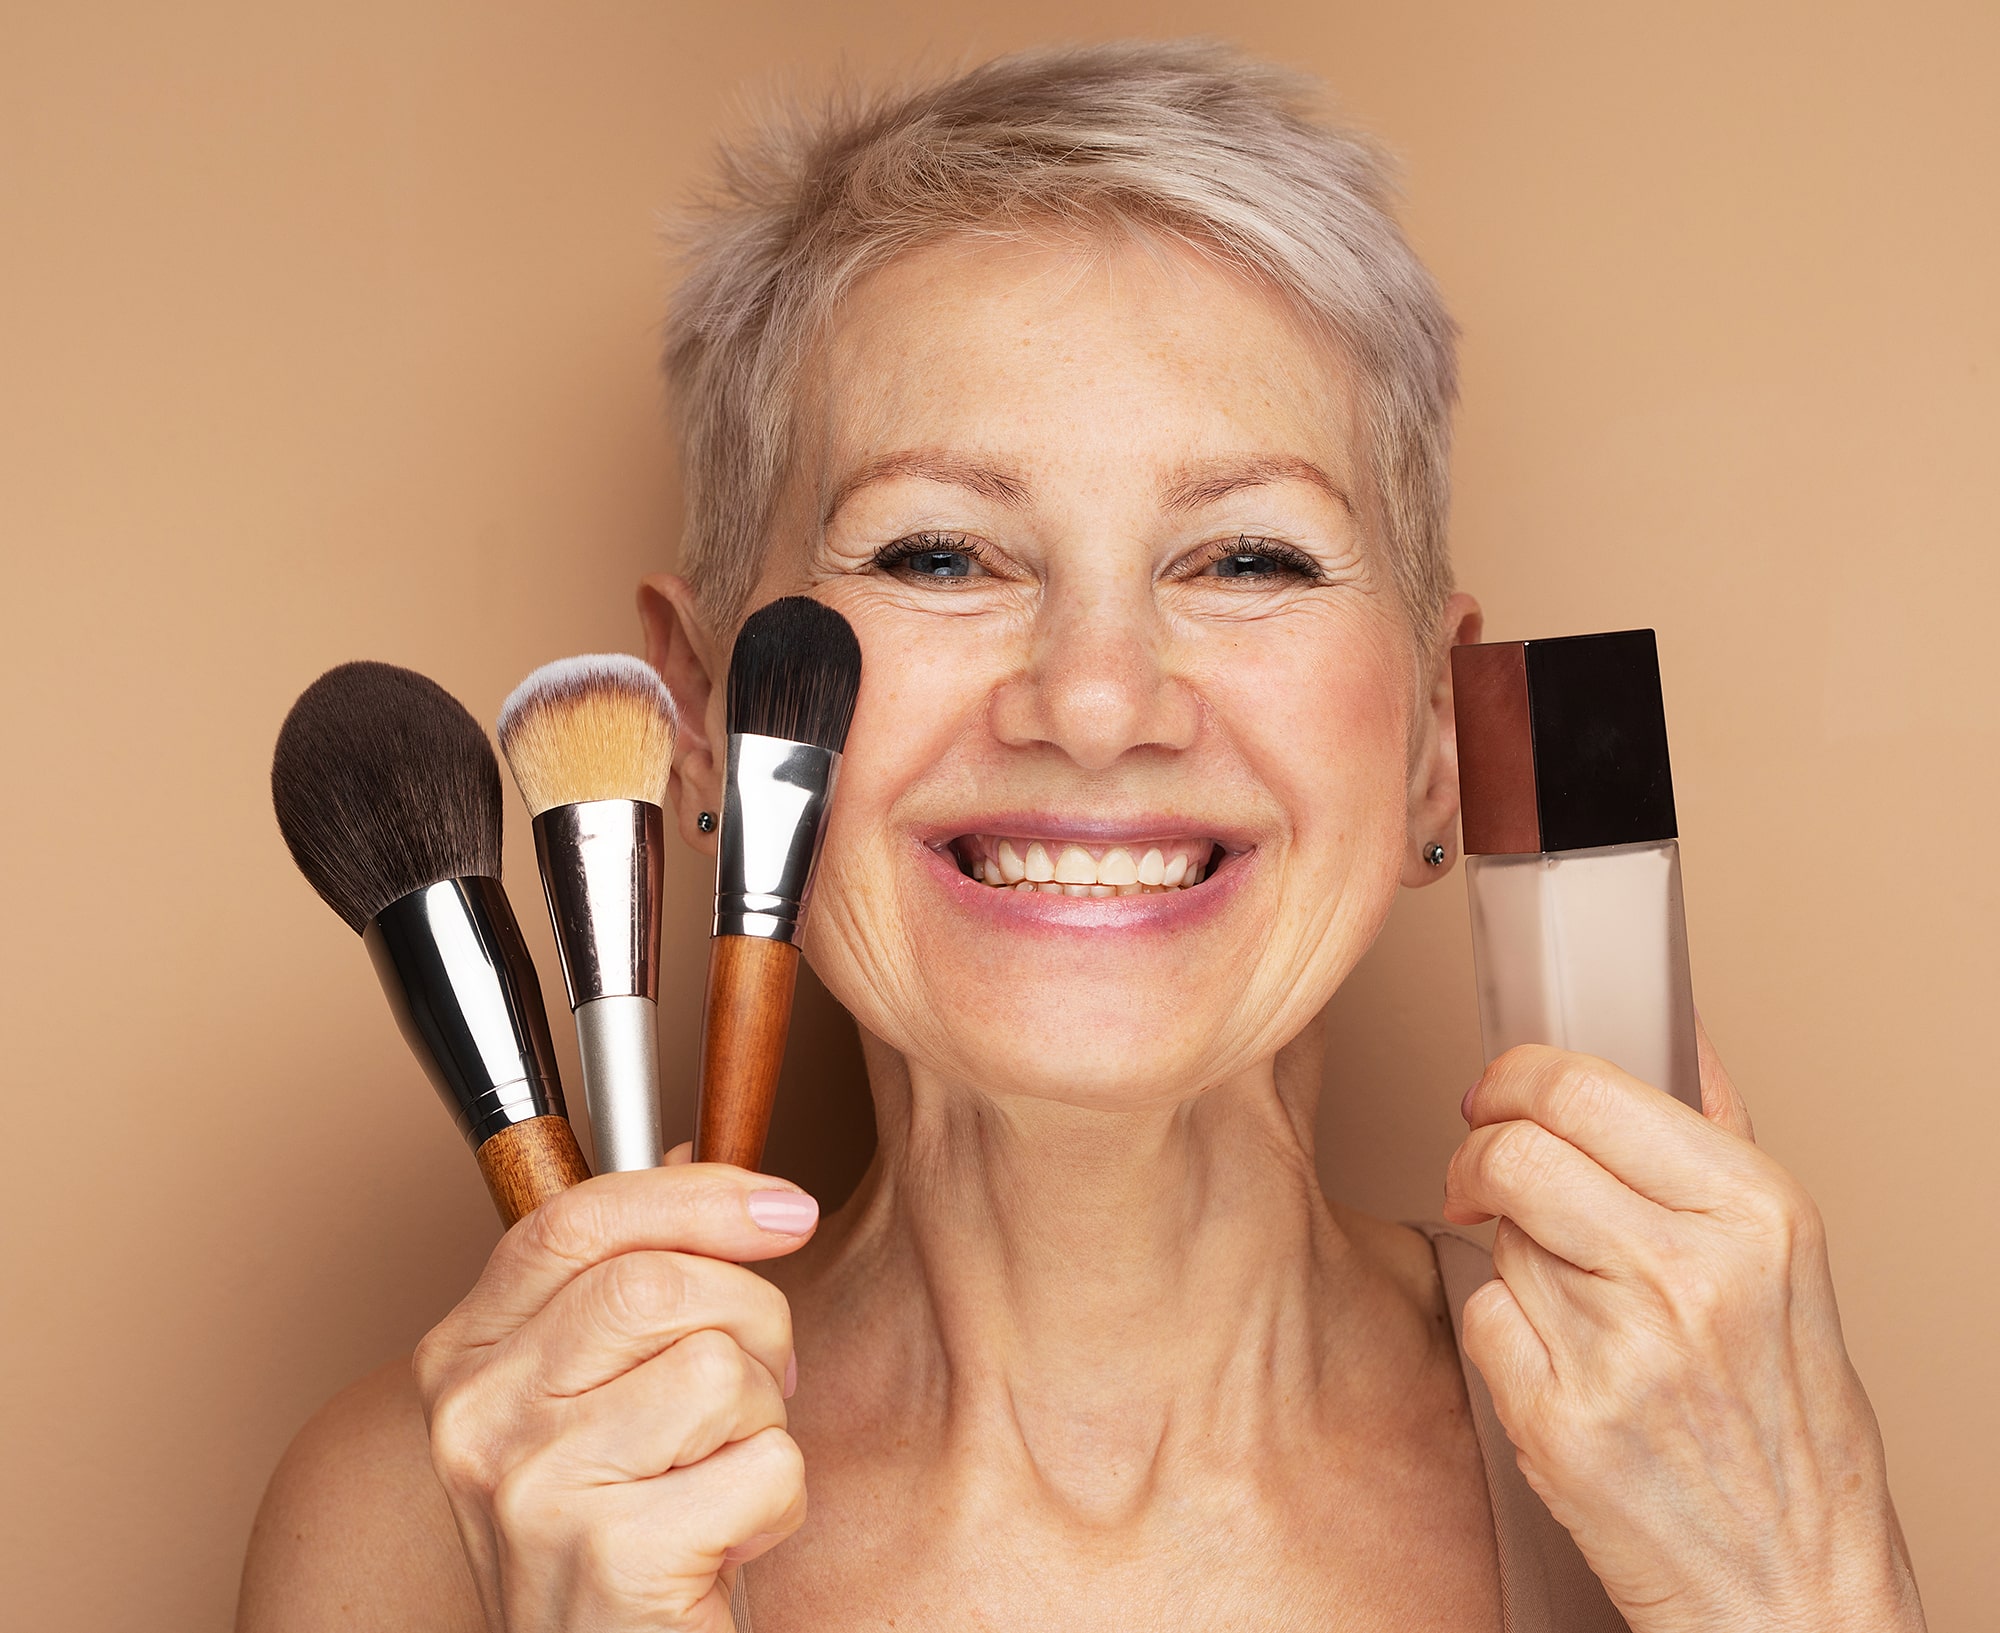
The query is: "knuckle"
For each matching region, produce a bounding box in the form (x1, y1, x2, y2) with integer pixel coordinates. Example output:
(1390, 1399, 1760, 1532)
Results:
(1485, 1121, 1558, 1194)
(1534, 1060, 1618, 1128)
(676, 1326, 748, 1399)
(427, 1384, 498, 1497)
(596, 1252, 690, 1335)
(489, 1462, 560, 1544)
(523, 1183, 614, 1267)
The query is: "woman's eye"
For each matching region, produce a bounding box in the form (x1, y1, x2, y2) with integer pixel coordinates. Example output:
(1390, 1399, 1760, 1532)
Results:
(873, 535, 989, 581)
(1198, 539, 1322, 582)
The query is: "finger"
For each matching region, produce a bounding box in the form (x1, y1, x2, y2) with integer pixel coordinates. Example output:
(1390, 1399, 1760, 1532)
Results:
(1464, 1045, 1760, 1211)
(440, 1166, 818, 1348)
(1487, 1214, 1613, 1344)
(518, 1328, 787, 1483)
(497, 1249, 794, 1398)
(1443, 1118, 1669, 1274)
(1458, 1273, 1555, 1425)
(614, 1428, 808, 1577)
(1694, 1012, 1756, 1143)
(666, 1140, 695, 1166)
(499, 1429, 805, 1633)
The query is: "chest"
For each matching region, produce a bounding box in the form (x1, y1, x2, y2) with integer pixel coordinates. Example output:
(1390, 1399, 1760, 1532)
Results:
(744, 1395, 1502, 1632)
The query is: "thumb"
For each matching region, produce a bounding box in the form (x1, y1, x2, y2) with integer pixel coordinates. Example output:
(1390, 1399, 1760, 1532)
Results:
(1694, 1012, 1755, 1143)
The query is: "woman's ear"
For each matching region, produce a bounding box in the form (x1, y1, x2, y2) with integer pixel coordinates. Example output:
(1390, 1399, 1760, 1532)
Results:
(1403, 592, 1483, 889)
(638, 573, 726, 856)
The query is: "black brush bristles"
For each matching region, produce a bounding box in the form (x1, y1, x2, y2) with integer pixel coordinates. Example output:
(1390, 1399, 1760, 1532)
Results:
(272, 661, 504, 932)
(725, 597, 863, 753)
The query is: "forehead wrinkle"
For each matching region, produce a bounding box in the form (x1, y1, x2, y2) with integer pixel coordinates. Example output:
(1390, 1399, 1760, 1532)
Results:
(822, 449, 1033, 526)
(1160, 454, 1354, 517)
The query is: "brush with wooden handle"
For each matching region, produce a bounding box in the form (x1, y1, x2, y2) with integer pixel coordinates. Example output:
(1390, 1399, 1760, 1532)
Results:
(498, 655, 676, 1173)
(271, 661, 591, 1226)
(696, 597, 863, 1171)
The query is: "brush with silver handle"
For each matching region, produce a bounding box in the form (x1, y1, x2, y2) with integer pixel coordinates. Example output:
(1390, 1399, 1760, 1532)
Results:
(499, 656, 677, 1173)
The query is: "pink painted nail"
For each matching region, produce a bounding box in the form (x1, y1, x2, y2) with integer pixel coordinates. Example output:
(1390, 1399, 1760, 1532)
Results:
(746, 1190, 819, 1235)
(1460, 1081, 1479, 1121)
(783, 1352, 797, 1398)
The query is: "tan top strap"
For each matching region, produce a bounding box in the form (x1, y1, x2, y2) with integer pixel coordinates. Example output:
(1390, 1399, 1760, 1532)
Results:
(1413, 1222, 1628, 1632)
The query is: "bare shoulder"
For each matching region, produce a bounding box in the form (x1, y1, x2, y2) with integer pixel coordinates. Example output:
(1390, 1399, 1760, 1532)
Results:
(236, 1355, 483, 1632)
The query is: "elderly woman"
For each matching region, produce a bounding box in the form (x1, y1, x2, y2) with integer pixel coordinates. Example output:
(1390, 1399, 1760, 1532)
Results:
(239, 41, 1923, 1633)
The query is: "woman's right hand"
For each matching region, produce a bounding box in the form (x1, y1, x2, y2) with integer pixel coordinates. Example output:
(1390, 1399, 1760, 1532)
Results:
(413, 1149, 818, 1632)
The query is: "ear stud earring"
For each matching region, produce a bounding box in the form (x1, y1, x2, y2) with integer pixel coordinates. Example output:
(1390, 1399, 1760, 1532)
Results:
(698, 811, 717, 833)
(1424, 842, 1447, 867)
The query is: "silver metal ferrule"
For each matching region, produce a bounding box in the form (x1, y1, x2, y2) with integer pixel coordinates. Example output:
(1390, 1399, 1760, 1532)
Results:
(714, 733, 841, 942)
(363, 876, 567, 1149)
(531, 799, 664, 1007)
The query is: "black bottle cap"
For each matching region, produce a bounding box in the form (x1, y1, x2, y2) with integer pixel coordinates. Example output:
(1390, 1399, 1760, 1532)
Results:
(1451, 629, 1677, 856)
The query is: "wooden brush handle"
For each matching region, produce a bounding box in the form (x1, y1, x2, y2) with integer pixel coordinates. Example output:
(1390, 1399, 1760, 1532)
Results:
(475, 1115, 592, 1227)
(694, 935, 800, 1171)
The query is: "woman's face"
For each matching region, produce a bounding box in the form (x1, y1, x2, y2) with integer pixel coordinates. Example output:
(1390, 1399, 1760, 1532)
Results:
(732, 232, 1459, 1108)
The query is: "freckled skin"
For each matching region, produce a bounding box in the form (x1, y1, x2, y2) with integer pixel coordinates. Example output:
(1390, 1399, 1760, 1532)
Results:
(757, 236, 1438, 1107)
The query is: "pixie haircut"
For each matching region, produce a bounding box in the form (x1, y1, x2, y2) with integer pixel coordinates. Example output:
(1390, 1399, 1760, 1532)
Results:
(664, 38, 1458, 634)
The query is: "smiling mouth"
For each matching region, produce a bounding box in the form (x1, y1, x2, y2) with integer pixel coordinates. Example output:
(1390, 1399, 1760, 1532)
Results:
(948, 834, 1224, 895)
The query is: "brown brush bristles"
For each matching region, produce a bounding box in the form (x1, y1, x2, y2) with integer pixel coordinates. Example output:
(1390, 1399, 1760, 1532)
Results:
(498, 654, 678, 816)
(271, 661, 504, 932)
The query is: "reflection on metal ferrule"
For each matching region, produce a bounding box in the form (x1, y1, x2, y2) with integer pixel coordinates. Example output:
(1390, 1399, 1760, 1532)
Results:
(532, 799, 664, 1008)
(714, 733, 840, 942)
(364, 877, 567, 1148)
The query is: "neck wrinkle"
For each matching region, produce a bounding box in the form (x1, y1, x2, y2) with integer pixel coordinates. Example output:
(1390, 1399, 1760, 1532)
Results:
(808, 1020, 1392, 1521)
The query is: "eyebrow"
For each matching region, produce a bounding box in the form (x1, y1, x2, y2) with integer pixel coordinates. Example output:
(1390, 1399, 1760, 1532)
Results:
(1160, 455, 1354, 515)
(822, 450, 1032, 524)
(820, 448, 1352, 525)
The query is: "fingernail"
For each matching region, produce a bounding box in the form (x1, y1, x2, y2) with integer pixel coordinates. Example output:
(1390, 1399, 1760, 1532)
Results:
(723, 1531, 785, 1564)
(1460, 1081, 1478, 1121)
(783, 1352, 797, 1398)
(746, 1189, 819, 1235)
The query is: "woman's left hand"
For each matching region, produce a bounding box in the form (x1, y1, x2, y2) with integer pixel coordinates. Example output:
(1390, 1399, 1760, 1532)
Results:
(1444, 1024, 1925, 1632)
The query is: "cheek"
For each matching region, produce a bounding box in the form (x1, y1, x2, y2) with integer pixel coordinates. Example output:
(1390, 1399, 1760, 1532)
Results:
(1194, 609, 1416, 858)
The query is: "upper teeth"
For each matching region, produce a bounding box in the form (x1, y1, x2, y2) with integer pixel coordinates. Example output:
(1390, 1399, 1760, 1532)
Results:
(956, 835, 1215, 895)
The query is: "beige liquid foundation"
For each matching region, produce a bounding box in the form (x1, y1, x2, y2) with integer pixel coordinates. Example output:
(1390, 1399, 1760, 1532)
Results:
(1450, 630, 1702, 1110)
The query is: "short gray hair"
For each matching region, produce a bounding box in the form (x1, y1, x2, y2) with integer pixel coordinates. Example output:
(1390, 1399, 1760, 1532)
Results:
(664, 38, 1458, 634)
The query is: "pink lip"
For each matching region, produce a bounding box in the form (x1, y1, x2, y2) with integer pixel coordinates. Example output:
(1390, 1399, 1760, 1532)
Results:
(915, 834, 1253, 935)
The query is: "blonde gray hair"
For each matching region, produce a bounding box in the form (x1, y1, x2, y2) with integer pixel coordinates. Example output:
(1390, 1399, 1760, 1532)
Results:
(664, 38, 1457, 633)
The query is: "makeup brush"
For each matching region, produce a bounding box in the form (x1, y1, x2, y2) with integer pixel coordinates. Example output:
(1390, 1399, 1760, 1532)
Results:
(498, 655, 676, 1173)
(696, 596, 863, 1170)
(272, 661, 590, 1226)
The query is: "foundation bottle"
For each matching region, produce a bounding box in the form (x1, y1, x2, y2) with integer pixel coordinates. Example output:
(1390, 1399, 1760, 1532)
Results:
(1450, 629, 1701, 1110)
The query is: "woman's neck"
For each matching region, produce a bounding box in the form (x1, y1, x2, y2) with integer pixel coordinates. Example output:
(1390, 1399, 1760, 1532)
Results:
(783, 1019, 1444, 1521)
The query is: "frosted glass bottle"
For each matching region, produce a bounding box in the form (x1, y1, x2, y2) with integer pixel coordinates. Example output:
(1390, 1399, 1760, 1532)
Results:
(1452, 629, 1702, 1111)
(1465, 839, 1699, 1108)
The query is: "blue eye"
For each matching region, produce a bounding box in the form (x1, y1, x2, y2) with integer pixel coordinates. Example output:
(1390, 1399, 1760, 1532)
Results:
(1201, 539, 1323, 582)
(874, 534, 987, 581)
(906, 549, 973, 577)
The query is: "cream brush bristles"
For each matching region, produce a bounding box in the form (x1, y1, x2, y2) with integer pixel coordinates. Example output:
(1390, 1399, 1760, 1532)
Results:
(499, 654, 677, 1172)
(498, 654, 676, 814)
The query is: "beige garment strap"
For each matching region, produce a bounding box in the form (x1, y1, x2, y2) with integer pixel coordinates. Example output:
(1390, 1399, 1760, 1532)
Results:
(1413, 1222, 1629, 1633)
(731, 1571, 754, 1633)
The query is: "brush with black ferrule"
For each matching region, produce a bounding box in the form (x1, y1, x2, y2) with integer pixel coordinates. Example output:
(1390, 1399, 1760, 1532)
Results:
(499, 655, 676, 1173)
(696, 596, 863, 1170)
(271, 661, 590, 1226)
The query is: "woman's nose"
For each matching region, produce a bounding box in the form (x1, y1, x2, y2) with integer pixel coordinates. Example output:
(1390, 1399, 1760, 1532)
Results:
(987, 590, 1200, 770)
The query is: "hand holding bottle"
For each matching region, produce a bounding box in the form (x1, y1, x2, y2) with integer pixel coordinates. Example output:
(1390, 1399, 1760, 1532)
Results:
(1443, 1027, 1924, 1633)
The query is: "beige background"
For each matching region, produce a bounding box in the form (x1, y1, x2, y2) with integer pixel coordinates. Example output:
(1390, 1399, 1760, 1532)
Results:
(3, 1, 1993, 1625)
